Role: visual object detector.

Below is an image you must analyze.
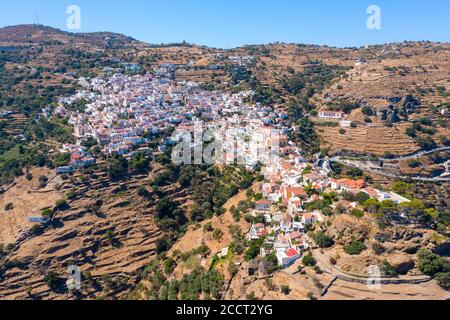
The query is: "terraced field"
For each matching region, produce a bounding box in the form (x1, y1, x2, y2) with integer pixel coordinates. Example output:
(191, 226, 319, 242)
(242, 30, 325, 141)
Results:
(316, 123, 418, 156)
(0, 171, 162, 300)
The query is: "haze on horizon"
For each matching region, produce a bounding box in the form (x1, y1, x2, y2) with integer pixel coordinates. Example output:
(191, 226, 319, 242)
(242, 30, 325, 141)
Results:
(1, 0, 449, 49)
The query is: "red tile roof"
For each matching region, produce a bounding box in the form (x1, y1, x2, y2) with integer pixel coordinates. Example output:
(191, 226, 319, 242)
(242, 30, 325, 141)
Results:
(285, 248, 299, 258)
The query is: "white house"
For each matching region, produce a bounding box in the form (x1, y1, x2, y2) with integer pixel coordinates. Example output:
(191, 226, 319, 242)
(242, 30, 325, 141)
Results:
(318, 111, 345, 120)
(255, 200, 272, 211)
(276, 248, 301, 267)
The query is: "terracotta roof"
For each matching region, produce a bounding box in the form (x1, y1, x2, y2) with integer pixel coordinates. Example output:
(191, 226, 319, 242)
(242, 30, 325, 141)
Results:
(289, 231, 302, 240)
(284, 187, 307, 199)
(285, 248, 299, 258)
(255, 200, 272, 205)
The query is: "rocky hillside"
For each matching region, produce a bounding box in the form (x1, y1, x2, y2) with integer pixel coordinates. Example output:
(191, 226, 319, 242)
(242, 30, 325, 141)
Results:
(0, 167, 161, 300)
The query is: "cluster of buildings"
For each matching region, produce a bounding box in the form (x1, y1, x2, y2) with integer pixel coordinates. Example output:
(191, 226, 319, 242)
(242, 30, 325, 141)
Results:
(57, 68, 261, 162)
(52, 63, 413, 270)
(56, 144, 96, 174)
(247, 140, 410, 268)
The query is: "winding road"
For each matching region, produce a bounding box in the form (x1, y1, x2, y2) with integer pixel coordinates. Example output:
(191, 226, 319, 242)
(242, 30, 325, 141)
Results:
(322, 147, 450, 182)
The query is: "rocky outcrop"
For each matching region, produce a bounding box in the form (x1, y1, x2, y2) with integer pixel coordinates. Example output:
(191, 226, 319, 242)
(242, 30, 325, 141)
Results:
(326, 216, 370, 245)
(387, 253, 415, 275)
(402, 95, 421, 115)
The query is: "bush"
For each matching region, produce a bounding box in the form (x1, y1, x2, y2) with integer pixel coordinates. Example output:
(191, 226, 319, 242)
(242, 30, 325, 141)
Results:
(408, 160, 422, 168)
(38, 175, 48, 188)
(44, 271, 61, 290)
(4, 203, 14, 211)
(339, 129, 346, 135)
(356, 192, 370, 205)
(41, 208, 52, 217)
(435, 272, 450, 290)
(203, 223, 214, 232)
(67, 190, 76, 200)
(344, 240, 366, 255)
(311, 232, 334, 248)
(280, 285, 291, 295)
(351, 209, 364, 219)
(137, 186, 151, 198)
(302, 254, 317, 267)
(212, 229, 223, 241)
(381, 260, 398, 277)
(163, 258, 176, 274)
(55, 199, 68, 210)
(417, 249, 450, 276)
(31, 224, 44, 235)
(362, 106, 374, 116)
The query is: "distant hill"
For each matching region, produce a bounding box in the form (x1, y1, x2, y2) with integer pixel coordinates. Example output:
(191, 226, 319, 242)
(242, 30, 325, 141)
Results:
(0, 24, 142, 49)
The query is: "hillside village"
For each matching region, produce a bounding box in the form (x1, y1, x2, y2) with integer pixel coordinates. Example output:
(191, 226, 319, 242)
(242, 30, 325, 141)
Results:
(0, 24, 449, 301)
(52, 64, 413, 270)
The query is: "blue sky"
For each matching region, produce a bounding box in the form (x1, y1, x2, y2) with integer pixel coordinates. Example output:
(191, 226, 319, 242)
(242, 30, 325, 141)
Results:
(1, 0, 449, 48)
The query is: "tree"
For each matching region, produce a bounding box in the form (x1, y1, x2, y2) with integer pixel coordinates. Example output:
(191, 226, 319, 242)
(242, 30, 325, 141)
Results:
(42, 208, 52, 217)
(108, 156, 129, 179)
(405, 127, 416, 138)
(55, 199, 68, 210)
(38, 175, 48, 188)
(408, 159, 422, 168)
(364, 198, 381, 213)
(312, 232, 334, 248)
(302, 254, 317, 267)
(362, 106, 374, 116)
(417, 249, 450, 276)
(44, 271, 62, 290)
(344, 240, 366, 255)
(356, 192, 370, 205)
(4, 202, 14, 211)
(131, 153, 150, 171)
(436, 272, 450, 290)
(245, 238, 265, 261)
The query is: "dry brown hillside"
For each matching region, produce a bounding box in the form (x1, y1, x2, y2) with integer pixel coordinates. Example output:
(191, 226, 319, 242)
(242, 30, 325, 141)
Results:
(0, 170, 161, 300)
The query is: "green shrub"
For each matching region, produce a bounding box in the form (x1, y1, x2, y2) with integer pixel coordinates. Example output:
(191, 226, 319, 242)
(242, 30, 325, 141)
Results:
(344, 240, 366, 255)
(311, 232, 334, 248)
(381, 260, 398, 277)
(418, 249, 450, 276)
(436, 272, 450, 290)
(302, 254, 317, 267)
(351, 209, 364, 219)
(280, 285, 291, 295)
